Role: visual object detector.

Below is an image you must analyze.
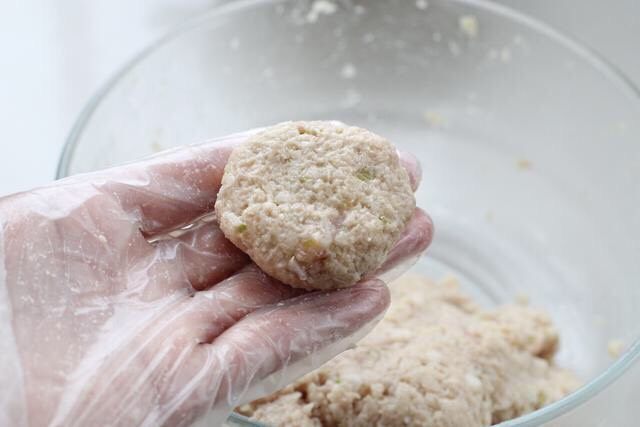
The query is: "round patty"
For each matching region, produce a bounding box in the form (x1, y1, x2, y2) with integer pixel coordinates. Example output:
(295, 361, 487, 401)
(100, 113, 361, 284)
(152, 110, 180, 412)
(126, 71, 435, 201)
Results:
(215, 121, 415, 290)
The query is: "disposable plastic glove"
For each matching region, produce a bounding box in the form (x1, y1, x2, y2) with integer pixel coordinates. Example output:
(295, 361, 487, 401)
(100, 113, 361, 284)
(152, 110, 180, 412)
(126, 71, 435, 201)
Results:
(0, 132, 432, 427)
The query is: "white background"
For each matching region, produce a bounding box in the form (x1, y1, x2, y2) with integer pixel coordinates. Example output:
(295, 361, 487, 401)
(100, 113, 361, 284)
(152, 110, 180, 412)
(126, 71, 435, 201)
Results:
(1, 0, 639, 196)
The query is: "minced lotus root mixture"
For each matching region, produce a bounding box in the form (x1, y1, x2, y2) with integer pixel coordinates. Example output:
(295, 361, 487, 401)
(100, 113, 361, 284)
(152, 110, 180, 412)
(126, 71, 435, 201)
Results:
(237, 274, 579, 426)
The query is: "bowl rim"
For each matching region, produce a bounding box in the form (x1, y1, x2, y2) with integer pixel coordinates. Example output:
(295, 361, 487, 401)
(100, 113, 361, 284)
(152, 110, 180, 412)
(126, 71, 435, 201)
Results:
(57, 0, 640, 425)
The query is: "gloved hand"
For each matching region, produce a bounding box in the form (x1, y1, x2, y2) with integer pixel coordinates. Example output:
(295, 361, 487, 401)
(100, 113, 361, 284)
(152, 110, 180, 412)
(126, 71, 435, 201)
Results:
(0, 132, 432, 427)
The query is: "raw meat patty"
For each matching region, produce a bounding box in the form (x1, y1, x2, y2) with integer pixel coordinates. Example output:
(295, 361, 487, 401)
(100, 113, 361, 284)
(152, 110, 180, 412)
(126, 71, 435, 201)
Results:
(215, 121, 415, 290)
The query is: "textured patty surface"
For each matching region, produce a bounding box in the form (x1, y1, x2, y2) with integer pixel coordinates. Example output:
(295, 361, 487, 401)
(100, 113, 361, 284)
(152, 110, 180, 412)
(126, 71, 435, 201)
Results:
(215, 121, 415, 290)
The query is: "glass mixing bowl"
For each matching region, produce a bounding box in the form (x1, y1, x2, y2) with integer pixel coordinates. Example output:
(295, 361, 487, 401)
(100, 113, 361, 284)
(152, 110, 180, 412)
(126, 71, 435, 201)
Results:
(58, 0, 640, 425)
